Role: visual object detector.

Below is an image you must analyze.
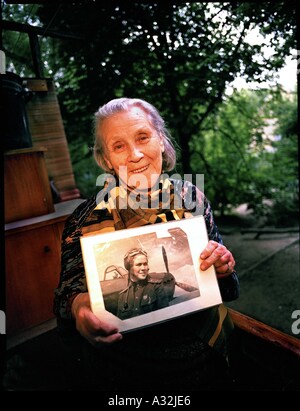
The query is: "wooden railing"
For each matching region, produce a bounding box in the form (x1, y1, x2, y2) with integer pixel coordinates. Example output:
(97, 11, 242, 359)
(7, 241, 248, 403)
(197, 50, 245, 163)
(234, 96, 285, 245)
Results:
(229, 308, 300, 357)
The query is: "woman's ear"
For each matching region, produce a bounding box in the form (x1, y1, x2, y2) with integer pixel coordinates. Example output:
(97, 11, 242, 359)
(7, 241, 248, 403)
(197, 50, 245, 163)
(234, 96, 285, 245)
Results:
(159, 136, 165, 153)
(104, 156, 113, 170)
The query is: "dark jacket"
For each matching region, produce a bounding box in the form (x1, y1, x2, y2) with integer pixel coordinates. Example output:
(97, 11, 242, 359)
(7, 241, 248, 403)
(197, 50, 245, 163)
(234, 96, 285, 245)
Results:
(117, 273, 175, 320)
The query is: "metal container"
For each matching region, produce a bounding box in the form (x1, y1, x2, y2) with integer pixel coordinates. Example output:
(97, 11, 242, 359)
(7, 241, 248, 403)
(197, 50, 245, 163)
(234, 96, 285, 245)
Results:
(0, 72, 33, 150)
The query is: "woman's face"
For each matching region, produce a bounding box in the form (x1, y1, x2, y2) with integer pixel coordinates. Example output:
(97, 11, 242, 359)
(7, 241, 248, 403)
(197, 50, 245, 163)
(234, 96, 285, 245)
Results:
(130, 254, 149, 282)
(100, 106, 165, 190)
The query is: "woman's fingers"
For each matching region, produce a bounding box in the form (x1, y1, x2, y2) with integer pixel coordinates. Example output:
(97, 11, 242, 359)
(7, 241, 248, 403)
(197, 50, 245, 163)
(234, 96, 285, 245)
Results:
(200, 241, 235, 275)
(73, 294, 123, 347)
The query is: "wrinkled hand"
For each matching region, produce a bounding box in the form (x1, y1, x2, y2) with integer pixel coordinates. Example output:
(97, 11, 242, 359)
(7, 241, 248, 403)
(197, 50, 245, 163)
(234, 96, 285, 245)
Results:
(71, 292, 123, 348)
(200, 240, 236, 278)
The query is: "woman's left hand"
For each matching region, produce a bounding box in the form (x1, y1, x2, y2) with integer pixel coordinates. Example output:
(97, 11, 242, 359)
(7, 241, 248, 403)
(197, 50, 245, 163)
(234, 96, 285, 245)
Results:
(200, 240, 236, 278)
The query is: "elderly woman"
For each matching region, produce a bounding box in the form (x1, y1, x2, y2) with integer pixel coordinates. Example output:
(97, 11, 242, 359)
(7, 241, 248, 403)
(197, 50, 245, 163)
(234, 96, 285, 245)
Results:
(54, 98, 239, 391)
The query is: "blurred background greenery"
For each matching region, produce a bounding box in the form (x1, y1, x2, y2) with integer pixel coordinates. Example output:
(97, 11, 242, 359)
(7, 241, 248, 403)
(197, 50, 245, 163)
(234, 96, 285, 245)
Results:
(2, 1, 298, 226)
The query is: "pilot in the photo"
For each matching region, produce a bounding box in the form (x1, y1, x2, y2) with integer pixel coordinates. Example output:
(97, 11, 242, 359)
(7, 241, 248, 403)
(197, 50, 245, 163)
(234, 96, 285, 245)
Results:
(117, 248, 175, 320)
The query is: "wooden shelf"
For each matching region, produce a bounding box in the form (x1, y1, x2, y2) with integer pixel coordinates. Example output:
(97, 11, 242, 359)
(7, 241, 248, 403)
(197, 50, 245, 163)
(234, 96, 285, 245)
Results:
(4, 147, 47, 155)
(5, 199, 85, 235)
(4, 149, 54, 223)
(5, 198, 85, 336)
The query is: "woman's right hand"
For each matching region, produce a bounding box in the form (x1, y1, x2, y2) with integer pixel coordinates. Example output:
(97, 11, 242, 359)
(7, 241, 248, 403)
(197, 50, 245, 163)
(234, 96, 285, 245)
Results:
(71, 292, 123, 348)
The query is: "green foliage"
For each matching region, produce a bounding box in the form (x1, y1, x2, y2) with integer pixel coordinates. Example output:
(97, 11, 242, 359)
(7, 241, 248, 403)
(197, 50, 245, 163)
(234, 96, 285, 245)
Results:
(2, 2, 297, 224)
(2, 3, 42, 76)
(69, 138, 102, 199)
(192, 87, 298, 223)
(268, 92, 298, 225)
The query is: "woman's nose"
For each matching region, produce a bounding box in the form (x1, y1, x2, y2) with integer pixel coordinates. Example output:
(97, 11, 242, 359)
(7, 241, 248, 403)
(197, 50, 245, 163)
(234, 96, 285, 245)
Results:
(129, 145, 144, 161)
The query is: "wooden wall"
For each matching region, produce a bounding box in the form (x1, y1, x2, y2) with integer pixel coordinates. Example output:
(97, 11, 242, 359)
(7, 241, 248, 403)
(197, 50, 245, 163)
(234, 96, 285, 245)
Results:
(25, 78, 80, 201)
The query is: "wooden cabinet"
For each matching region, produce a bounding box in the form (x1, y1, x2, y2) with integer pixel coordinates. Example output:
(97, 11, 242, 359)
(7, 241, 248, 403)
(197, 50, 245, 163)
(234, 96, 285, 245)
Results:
(4, 148, 54, 223)
(6, 224, 62, 334)
(5, 199, 84, 337)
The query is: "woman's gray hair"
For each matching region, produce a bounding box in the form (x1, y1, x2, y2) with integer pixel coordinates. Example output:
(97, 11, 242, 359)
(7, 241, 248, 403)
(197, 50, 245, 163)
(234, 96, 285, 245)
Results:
(93, 97, 176, 172)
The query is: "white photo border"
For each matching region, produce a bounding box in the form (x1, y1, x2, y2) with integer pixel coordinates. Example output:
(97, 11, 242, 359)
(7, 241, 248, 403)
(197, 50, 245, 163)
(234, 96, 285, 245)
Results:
(80, 215, 222, 333)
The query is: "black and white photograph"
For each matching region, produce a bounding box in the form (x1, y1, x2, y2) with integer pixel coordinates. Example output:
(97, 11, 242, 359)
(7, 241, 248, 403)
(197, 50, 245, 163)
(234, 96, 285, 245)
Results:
(80, 216, 222, 332)
(96, 228, 200, 319)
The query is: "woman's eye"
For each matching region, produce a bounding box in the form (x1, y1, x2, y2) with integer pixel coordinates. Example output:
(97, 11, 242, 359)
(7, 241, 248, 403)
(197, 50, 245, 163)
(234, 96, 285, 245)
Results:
(113, 143, 125, 152)
(137, 135, 150, 143)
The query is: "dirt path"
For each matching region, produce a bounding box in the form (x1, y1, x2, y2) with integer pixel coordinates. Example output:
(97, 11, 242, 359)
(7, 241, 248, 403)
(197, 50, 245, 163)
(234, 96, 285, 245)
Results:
(218, 225, 299, 337)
